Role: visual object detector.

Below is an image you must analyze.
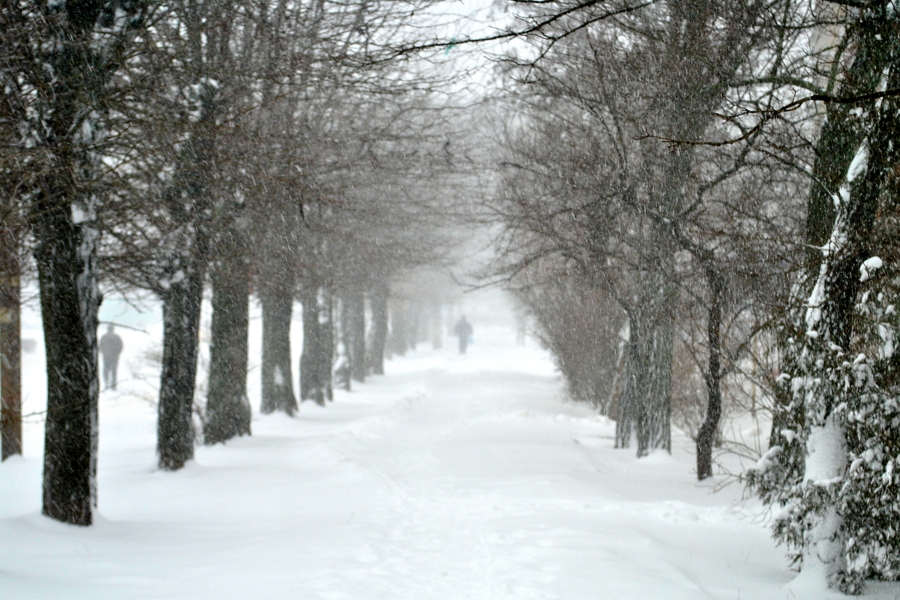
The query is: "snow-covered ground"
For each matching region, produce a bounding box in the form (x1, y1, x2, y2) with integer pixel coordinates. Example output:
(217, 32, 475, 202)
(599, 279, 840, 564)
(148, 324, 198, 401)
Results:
(3, 293, 900, 599)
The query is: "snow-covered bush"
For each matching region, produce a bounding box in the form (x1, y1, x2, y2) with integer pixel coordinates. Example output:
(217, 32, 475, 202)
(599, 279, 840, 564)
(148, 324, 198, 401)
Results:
(747, 270, 900, 593)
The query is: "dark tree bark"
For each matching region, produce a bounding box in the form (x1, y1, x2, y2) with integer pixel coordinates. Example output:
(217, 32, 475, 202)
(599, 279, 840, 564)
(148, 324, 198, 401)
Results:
(616, 310, 675, 456)
(615, 248, 676, 457)
(803, 47, 879, 278)
(335, 296, 351, 391)
(638, 321, 674, 456)
(347, 287, 366, 383)
(260, 272, 297, 415)
(157, 264, 205, 470)
(204, 226, 252, 444)
(368, 282, 388, 375)
(696, 267, 725, 480)
(765, 9, 897, 486)
(300, 286, 332, 404)
(318, 291, 334, 402)
(300, 286, 319, 402)
(0, 226, 21, 461)
(35, 192, 100, 526)
(156, 81, 216, 470)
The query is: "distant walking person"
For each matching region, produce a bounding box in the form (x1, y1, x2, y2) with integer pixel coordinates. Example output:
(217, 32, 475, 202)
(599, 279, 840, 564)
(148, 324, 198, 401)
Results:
(99, 325, 123, 390)
(453, 316, 473, 354)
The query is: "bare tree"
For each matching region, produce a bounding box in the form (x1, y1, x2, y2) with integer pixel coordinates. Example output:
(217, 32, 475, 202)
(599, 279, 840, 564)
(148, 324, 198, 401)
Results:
(0, 0, 148, 524)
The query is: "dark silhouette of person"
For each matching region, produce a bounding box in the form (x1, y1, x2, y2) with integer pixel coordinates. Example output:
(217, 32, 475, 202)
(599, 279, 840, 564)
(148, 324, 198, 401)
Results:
(99, 324, 123, 390)
(453, 316, 474, 354)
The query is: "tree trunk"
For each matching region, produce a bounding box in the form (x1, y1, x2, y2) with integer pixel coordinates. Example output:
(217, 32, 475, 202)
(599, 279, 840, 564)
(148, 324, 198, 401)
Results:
(0, 227, 21, 461)
(798, 66, 899, 589)
(300, 286, 319, 402)
(767, 6, 890, 469)
(260, 275, 297, 415)
(606, 323, 628, 420)
(389, 300, 409, 357)
(319, 290, 334, 402)
(368, 282, 388, 375)
(157, 265, 205, 470)
(156, 79, 217, 469)
(204, 234, 252, 444)
(34, 195, 100, 526)
(31, 16, 105, 523)
(616, 323, 640, 449)
(696, 267, 724, 480)
(637, 314, 674, 456)
(615, 262, 676, 457)
(334, 296, 351, 391)
(347, 288, 366, 383)
(300, 286, 332, 404)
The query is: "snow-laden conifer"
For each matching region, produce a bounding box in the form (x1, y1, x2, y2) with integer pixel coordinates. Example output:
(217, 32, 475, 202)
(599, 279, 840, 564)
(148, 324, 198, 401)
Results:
(746, 10, 900, 589)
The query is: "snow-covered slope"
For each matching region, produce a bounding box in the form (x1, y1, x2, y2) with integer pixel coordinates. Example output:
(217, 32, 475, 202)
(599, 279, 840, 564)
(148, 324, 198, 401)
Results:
(3, 297, 899, 599)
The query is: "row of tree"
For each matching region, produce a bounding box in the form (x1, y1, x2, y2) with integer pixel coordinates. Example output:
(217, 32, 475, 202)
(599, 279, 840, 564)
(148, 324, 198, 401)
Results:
(5, 0, 899, 590)
(486, 0, 900, 591)
(0, 0, 472, 527)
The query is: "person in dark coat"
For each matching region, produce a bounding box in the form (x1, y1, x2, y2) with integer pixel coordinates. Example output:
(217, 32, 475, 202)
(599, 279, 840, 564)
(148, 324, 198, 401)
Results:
(453, 316, 473, 354)
(99, 324, 124, 390)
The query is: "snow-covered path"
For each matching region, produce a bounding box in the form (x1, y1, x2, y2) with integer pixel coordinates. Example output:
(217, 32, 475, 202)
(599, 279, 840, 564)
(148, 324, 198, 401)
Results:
(2, 313, 897, 599)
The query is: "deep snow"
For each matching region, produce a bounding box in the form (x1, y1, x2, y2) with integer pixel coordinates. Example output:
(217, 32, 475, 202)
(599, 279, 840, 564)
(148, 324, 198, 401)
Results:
(3, 293, 900, 599)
